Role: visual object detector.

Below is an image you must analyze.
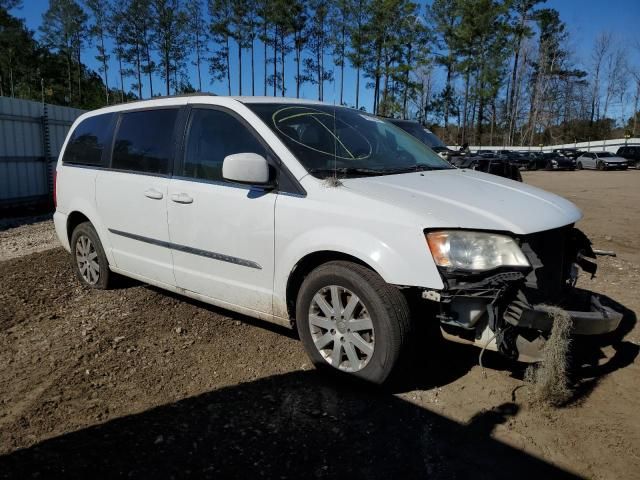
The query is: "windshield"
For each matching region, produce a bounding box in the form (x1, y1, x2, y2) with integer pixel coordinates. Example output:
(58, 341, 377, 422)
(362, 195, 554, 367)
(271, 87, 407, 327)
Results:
(246, 103, 452, 178)
(597, 152, 613, 157)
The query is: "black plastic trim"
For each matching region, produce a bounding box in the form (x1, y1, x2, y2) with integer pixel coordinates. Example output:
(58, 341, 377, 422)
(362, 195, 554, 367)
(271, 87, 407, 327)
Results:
(108, 228, 262, 270)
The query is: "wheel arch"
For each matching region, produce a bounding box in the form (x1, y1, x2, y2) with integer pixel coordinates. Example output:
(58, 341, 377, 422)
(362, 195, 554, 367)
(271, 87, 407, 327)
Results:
(285, 251, 378, 322)
(66, 211, 92, 242)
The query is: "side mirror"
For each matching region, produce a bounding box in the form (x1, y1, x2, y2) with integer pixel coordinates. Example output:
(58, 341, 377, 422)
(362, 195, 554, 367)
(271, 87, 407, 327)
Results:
(222, 153, 272, 186)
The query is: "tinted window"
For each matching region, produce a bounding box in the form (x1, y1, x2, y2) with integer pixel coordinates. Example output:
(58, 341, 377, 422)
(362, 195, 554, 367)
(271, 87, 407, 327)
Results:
(62, 113, 114, 166)
(182, 108, 267, 181)
(112, 109, 178, 174)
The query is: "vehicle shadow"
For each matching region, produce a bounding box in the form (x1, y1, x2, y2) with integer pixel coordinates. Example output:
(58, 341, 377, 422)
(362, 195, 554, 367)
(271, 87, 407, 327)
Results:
(0, 371, 581, 479)
(565, 294, 638, 405)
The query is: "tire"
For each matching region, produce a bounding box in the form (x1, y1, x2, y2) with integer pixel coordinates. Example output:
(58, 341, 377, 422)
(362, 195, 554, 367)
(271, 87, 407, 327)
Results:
(597, 161, 605, 171)
(70, 221, 112, 289)
(577, 161, 583, 170)
(295, 261, 412, 384)
(545, 161, 553, 170)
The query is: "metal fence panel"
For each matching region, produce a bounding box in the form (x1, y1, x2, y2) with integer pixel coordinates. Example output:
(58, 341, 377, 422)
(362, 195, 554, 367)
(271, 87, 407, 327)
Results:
(0, 96, 85, 207)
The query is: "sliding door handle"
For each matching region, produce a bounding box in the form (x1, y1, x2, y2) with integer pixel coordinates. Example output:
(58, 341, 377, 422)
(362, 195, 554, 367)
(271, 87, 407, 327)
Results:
(171, 193, 193, 204)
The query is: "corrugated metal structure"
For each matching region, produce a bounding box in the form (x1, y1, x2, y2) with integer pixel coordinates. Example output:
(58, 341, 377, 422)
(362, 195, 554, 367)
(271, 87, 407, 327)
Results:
(0, 96, 85, 208)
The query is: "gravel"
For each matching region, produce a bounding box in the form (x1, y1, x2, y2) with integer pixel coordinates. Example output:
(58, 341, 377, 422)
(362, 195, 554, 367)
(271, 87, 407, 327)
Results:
(0, 217, 59, 262)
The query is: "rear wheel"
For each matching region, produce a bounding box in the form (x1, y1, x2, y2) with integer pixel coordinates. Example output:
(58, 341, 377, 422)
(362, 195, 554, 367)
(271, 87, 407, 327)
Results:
(577, 161, 583, 170)
(295, 261, 412, 384)
(70, 222, 112, 289)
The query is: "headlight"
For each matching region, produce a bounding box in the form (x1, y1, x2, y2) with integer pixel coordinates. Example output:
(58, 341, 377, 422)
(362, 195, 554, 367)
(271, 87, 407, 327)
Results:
(426, 230, 530, 271)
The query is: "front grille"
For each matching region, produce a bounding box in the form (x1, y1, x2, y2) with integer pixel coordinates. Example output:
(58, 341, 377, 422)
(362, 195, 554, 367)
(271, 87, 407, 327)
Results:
(519, 226, 572, 302)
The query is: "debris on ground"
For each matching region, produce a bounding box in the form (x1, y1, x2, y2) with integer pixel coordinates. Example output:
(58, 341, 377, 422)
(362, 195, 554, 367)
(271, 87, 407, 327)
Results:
(524, 306, 573, 407)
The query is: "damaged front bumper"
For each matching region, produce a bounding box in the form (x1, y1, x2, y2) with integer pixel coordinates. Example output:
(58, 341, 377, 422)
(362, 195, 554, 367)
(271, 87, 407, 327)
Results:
(507, 292, 622, 336)
(427, 226, 624, 362)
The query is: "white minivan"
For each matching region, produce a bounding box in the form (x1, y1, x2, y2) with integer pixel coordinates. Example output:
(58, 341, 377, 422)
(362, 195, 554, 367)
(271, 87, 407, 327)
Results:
(54, 95, 622, 383)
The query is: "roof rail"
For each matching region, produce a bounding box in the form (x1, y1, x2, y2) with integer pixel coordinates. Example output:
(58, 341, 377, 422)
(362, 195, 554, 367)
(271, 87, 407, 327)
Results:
(117, 92, 217, 106)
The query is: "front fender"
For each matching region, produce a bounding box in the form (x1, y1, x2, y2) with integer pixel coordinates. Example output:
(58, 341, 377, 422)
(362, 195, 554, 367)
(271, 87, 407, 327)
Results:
(274, 224, 444, 306)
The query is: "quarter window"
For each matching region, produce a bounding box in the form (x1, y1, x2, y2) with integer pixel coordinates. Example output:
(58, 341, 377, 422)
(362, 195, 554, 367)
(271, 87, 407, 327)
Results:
(182, 108, 267, 181)
(112, 109, 178, 174)
(62, 113, 114, 166)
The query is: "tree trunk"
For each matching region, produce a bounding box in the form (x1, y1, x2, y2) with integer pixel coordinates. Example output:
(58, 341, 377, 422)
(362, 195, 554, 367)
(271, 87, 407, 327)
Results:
(280, 32, 285, 96)
(226, 36, 231, 95)
(339, 25, 345, 105)
(251, 39, 255, 96)
(163, 45, 171, 96)
(238, 41, 243, 95)
(355, 65, 360, 109)
(66, 49, 72, 104)
(402, 43, 412, 118)
(263, 24, 268, 96)
(444, 61, 452, 127)
(136, 43, 142, 99)
(144, 32, 153, 97)
(118, 52, 125, 102)
(461, 69, 470, 143)
(295, 36, 301, 98)
(100, 34, 109, 103)
(633, 80, 640, 135)
(196, 35, 202, 91)
(373, 42, 382, 114)
(76, 46, 82, 104)
(273, 26, 277, 96)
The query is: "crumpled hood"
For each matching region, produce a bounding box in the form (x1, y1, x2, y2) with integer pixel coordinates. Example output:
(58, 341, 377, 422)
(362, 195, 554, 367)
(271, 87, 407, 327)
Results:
(342, 169, 582, 234)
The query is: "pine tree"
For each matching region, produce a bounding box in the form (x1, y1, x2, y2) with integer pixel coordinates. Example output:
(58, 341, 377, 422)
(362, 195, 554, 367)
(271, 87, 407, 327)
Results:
(150, 0, 188, 96)
(40, 0, 88, 104)
(84, 0, 110, 103)
(186, 0, 208, 92)
(209, 0, 233, 95)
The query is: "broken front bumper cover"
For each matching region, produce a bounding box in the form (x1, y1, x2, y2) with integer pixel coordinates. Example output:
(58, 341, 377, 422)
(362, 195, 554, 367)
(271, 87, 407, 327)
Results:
(505, 293, 623, 336)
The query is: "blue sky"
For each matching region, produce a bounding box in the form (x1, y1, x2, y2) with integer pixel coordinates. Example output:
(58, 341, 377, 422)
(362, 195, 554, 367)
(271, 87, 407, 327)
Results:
(10, 0, 640, 113)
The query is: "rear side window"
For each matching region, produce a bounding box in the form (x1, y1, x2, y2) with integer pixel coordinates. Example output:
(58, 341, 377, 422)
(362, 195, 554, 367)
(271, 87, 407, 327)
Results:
(112, 108, 178, 175)
(62, 113, 114, 166)
(182, 108, 267, 182)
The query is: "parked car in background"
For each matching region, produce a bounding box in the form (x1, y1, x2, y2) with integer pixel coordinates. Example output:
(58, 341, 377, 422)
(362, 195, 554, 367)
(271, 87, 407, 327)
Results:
(576, 151, 628, 170)
(506, 152, 532, 169)
(616, 146, 640, 168)
(385, 119, 522, 181)
(528, 152, 575, 171)
(553, 148, 582, 159)
(385, 119, 456, 159)
(54, 95, 622, 384)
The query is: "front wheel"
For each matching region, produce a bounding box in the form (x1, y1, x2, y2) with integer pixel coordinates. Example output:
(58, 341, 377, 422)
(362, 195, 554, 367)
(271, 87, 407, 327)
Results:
(597, 161, 606, 171)
(295, 261, 412, 384)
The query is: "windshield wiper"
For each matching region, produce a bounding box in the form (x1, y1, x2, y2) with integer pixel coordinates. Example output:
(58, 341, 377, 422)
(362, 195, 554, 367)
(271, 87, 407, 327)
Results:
(308, 167, 390, 178)
(308, 165, 448, 178)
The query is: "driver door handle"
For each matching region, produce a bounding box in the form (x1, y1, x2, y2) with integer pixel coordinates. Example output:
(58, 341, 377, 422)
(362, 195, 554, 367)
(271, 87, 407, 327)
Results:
(171, 193, 194, 204)
(144, 188, 163, 200)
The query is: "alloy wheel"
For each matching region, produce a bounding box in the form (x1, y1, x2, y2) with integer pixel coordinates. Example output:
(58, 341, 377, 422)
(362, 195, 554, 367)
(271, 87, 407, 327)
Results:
(75, 235, 100, 285)
(308, 285, 375, 372)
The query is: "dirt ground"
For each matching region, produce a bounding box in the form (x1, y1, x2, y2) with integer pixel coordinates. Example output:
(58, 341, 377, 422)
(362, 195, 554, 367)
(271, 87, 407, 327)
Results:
(0, 170, 638, 479)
